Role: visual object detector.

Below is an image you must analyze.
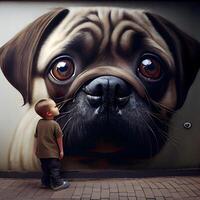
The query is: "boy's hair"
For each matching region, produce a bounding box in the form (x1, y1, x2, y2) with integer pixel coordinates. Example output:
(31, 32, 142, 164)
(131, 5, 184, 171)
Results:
(35, 99, 52, 118)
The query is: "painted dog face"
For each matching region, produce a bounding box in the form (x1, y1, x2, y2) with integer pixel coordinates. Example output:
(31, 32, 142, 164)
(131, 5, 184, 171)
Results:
(0, 8, 200, 164)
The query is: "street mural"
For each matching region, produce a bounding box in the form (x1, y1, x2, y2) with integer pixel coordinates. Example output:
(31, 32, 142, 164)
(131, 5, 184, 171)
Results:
(0, 7, 200, 171)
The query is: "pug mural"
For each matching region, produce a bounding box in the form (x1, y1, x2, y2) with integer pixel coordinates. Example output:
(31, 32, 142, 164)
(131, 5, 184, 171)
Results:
(0, 7, 200, 171)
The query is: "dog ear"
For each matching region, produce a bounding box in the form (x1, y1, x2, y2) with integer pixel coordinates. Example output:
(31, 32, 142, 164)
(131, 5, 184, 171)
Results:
(0, 8, 69, 104)
(145, 12, 200, 109)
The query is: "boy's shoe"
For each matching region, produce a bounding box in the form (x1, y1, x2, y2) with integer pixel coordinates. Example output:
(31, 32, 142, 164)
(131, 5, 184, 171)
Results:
(51, 181, 70, 191)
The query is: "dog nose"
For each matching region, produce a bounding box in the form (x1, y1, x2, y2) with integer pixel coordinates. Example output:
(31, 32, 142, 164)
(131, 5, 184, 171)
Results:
(83, 76, 131, 109)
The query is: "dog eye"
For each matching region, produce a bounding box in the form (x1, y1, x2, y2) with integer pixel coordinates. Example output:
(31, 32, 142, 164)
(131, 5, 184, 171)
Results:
(138, 57, 161, 80)
(50, 56, 74, 81)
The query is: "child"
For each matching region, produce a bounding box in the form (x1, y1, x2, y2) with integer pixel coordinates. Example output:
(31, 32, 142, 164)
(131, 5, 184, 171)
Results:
(34, 98, 70, 190)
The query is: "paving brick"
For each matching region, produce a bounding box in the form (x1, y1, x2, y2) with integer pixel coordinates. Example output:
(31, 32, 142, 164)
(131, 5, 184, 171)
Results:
(168, 181, 181, 189)
(128, 197, 136, 200)
(148, 181, 158, 189)
(117, 184, 126, 193)
(124, 180, 132, 186)
(152, 188, 163, 197)
(176, 187, 184, 192)
(110, 192, 119, 198)
(85, 182, 93, 188)
(118, 197, 127, 200)
(155, 197, 165, 200)
(51, 188, 73, 198)
(174, 178, 188, 185)
(109, 182, 116, 187)
(127, 192, 135, 197)
(16, 181, 40, 199)
(110, 187, 118, 193)
(146, 198, 157, 200)
(159, 188, 171, 198)
(110, 197, 119, 200)
(125, 185, 134, 193)
(93, 183, 101, 188)
(33, 187, 54, 199)
(186, 190, 198, 197)
(171, 192, 182, 199)
(93, 188, 101, 192)
(162, 182, 174, 189)
(184, 178, 198, 185)
(130, 180, 139, 185)
(0, 179, 16, 190)
(11, 181, 37, 199)
(194, 183, 200, 190)
(135, 190, 145, 198)
(76, 182, 85, 188)
(178, 191, 190, 198)
(101, 189, 109, 198)
(181, 184, 198, 196)
(139, 180, 150, 188)
(118, 187, 126, 193)
(73, 188, 83, 197)
(101, 183, 109, 189)
(187, 184, 199, 191)
(154, 182, 165, 189)
(133, 185, 143, 190)
(83, 187, 93, 195)
(91, 192, 101, 200)
(81, 194, 91, 198)
(71, 195, 81, 199)
(119, 192, 127, 197)
(168, 188, 177, 192)
(143, 188, 154, 198)
(136, 197, 147, 200)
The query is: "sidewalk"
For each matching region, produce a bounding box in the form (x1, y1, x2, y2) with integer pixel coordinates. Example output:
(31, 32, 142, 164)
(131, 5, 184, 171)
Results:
(0, 176, 200, 200)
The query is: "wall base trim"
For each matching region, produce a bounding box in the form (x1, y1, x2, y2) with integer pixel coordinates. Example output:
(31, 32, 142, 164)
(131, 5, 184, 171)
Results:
(0, 169, 200, 179)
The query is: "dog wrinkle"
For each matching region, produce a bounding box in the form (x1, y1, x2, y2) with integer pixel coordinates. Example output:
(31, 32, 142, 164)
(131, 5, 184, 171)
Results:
(119, 30, 143, 55)
(38, 8, 173, 76)
(85, 11, 101, 24)
(111, 21, 146, 57)
(159, 79, 177, 112)
(93, 8, 111, 54)
(142, 37, 174, 70)
(121, 10, 173, 63)
(37, 12, 103, 73)
(108, 10, 173, 65)
(64, 24, 102, 55)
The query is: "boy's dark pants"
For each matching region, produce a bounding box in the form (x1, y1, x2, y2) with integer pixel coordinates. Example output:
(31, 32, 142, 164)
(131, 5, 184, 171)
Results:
(40, 158, 63, 187)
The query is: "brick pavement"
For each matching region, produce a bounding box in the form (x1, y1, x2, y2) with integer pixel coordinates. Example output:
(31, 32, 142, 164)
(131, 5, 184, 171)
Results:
(0, 176, 200, 199)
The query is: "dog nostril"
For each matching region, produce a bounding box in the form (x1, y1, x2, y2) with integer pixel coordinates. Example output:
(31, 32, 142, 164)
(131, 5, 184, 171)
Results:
(83, 84, 103, 96)
(116, 96, 130, 107)
(87, 95, 102, 108)
(115, 83, 129, 98)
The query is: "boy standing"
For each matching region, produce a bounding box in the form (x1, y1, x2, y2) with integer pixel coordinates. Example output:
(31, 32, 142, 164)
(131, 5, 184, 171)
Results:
(34, 98, 70, 190)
